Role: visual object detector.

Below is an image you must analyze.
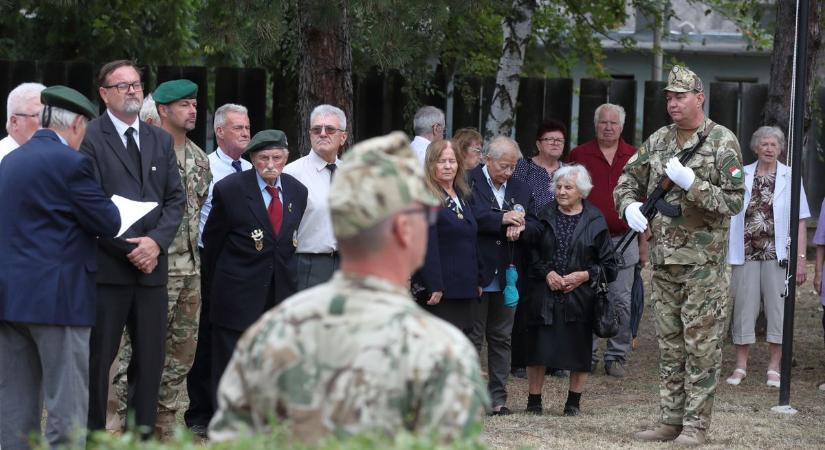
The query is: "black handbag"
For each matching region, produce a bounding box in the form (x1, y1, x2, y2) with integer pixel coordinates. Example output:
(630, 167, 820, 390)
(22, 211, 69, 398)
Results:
(592, 268, 619, 338)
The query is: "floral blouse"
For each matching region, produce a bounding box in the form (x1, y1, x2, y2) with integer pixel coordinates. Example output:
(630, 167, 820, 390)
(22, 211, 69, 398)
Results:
(743, 172, 776, 261)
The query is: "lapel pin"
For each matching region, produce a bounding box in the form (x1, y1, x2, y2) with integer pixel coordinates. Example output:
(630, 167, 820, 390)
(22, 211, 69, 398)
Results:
(151, 166, 157, 171)
(288, 203, 293, 213)
(292, 230, 298, 248)
(250, 228, 264, 252)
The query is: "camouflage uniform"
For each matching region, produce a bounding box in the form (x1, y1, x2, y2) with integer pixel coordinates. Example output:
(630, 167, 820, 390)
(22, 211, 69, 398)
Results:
(110, 138, 211, 432)
(615, 100, 745, 429)
(209, 131, 489, 444)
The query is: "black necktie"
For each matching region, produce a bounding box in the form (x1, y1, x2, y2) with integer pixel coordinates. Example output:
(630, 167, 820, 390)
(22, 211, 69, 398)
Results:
(231, 160, 242, 173)
(326, 163, 337, 180)
(125, 127, 142, 179)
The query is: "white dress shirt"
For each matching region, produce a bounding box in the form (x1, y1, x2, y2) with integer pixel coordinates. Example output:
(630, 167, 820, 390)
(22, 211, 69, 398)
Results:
(410, 135, 431, 166)
(198, 148, 253, 247)
(0, 135, 21, 167)
(107, 110, 140, 149)
(283, 149, 340, 253)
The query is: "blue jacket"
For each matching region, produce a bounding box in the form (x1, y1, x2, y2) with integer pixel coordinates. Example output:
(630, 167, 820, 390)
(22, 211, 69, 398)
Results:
(468, 165, 537, 288)
(412, 192, 481, 299)
(0, 129, 120, 326)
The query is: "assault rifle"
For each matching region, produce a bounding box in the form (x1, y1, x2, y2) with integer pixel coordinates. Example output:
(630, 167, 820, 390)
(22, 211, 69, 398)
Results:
(614, 123, 716, 263)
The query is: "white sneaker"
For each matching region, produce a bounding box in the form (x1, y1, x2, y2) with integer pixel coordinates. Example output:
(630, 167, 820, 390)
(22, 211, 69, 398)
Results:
(726, 368, 747, 385)
(767, 370, 780, 388)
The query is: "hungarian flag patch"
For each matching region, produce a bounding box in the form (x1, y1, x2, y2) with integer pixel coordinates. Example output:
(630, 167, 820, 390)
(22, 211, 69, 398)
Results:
(728, 165, 742, 179)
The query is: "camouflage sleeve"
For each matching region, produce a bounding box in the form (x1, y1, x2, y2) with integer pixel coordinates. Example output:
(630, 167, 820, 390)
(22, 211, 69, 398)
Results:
(208, 342, 257, 442)
(683, 134, 745, 216)
(415, 335, 489, 441)
(614, 139, 651, 218)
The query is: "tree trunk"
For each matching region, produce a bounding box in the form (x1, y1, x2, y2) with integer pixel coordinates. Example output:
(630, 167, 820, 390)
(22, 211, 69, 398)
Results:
(484, 0, 536, 140)
(762, 0, 822, 139)
(296, 1, 354, 156)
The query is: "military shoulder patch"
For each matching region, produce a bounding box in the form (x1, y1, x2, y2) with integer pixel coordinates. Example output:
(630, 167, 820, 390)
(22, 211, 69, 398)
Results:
(721, 156, 744, 181)
(625, 148, 648, 169)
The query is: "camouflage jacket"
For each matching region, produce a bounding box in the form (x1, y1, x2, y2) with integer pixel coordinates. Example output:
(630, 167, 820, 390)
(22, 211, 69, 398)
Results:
(168, 139, 211, 276)
(614, 118, 745, 265)
(208, 271, 489, 444)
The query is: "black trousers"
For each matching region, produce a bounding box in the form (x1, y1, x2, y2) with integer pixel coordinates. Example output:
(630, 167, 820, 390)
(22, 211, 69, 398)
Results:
(185, 252, 213, 428)
(87, 284, 167, 433)
(210, 325, 243, 409)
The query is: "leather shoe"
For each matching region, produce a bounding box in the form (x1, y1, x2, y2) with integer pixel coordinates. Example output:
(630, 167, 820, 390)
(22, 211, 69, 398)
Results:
(490, 406, 511, 416)
(634, 424, 682, 442)
(673, 426, 706, 446)
(605, 361, 626, 378)
(563, 405, 580, 416)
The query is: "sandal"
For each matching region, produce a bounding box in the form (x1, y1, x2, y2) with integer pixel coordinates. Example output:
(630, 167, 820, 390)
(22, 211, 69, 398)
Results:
(767, 370, 780, 388)
(725, 368, 747, 386)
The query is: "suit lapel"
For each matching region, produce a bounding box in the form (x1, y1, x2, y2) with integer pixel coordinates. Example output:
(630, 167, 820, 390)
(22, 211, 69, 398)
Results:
(243, 171, 277, 240)
(100, 114, 141, 183)
(139, 125, 154, 186)
(278, 178, 298, 245)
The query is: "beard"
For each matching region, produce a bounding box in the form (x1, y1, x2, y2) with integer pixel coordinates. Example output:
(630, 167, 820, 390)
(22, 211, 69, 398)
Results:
(123, 97, 142, 114)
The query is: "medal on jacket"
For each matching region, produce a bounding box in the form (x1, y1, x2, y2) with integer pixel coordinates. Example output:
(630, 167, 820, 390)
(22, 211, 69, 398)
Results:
(288, 202, 293, 213)
(445, 195, 463, 220)
(292, 230, 298, 248)
(251, 228, 264, 251)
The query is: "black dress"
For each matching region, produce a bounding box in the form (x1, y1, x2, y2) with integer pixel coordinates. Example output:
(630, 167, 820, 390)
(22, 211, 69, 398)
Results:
(523, 201, 617, 372)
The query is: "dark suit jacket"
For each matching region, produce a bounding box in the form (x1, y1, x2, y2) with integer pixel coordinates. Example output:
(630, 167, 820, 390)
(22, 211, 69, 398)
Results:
(202, 170, 308, 332)
(468, 165, 537, 288)
(412, 194, 480, 299)
(0, 129, 121, 326)
(80, 113, 185, 286)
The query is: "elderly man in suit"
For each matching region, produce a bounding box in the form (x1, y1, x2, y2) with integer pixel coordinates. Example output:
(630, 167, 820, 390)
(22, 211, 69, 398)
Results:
(81, 59, 186, 437)
(0, 86, 121, 450)
(201, 129, 308, 408)
(467, 136, 535, 416)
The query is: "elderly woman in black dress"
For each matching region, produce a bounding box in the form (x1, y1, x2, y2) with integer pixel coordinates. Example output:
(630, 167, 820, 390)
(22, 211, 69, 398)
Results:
(521, 164, 617, 416)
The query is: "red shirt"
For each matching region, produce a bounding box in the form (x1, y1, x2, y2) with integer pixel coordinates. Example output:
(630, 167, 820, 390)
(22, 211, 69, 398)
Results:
(566, 138, 637, 235)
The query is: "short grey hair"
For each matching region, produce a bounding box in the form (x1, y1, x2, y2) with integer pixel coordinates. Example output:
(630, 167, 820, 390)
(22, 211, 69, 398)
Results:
(140, 94, 159, 123)
(594, 103, 626, 127)
(750, 125, 786, 154)
(46, 107, 82, 130)
(485, 136, 522, 161)
(214, 103, 248, 131)
(310, 104, 347, 130)
(413, 106, 445, 135)
(6, 82, 46, 127)
(552, 164, 593, 198)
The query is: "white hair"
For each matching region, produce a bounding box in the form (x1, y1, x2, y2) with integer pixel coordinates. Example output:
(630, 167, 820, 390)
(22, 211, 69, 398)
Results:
(594, 103, 626, 127)
(6, 82, 46, 127)
(485, 135, 522, 161)
(46, 107, 82, 130)
(140, 94, 159, 123)
(310, 104, 347, 130)
(553, 164, 593, 198)
(750, 125, 786, 154)
(413, 106, 444, 135)
(214, 103, 248, 131)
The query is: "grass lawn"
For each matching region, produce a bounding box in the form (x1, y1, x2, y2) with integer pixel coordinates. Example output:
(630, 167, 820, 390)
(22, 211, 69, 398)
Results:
(480, 263, 825, 449)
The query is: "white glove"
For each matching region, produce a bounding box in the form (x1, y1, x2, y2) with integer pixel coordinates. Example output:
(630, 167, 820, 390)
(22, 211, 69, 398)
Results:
(665, 157, 695, 190)
(624, 202, 648, 233)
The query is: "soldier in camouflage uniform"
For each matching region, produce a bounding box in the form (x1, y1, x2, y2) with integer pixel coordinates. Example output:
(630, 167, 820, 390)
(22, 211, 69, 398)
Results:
(109, 80, 211, 437)
(208, 131, 490, 444)
(614, 66, 744, 446)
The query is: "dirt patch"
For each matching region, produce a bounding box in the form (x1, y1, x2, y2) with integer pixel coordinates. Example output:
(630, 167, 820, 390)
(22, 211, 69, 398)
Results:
(481, 264, 825, 449)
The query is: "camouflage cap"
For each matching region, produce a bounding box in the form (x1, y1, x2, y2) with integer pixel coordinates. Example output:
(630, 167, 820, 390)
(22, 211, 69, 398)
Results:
(329, 131, 439, 239)
(664, 66, 703, 93)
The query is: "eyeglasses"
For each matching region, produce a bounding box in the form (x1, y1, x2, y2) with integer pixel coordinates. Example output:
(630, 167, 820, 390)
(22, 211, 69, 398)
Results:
(13, 112, 39, 119)
(399, 205, 439, 225)
(103, 82, 144, 93)
(309, 125, 345, 136)
(539, 137, 564, 145)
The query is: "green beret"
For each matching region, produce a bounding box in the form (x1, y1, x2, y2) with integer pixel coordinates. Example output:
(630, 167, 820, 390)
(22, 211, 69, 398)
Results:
(153, 79, 198, 104)
(242, 130, 289, 161)
(41, 85, 98, 120)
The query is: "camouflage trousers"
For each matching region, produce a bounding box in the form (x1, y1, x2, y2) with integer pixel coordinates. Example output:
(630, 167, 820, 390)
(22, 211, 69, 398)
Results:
(651, 263, 730, 430)
(108, 274, 201, 431)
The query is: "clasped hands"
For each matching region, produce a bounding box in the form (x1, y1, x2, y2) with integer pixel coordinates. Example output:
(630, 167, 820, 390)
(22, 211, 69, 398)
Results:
(126, 236, 160, 274)
(546, 270, 589, 293)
